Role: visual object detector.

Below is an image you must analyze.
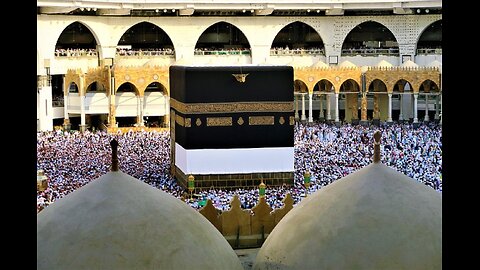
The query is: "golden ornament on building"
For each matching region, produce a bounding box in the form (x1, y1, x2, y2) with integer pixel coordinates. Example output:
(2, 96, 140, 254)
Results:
(232, 73, 249, 83)
(237, 117, 244, 125)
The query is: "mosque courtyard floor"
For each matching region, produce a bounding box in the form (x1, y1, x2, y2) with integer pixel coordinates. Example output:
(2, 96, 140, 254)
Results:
(235, 248, 260, 270)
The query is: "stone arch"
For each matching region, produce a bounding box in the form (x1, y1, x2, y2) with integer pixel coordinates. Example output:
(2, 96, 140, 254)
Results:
(340, 79, 361, 122)
(270, 21, 325, 53)
(64, 69, 84, 95)
(67, 82, 79, 94)
(417, 79, 440, 93)
(367, 79, 389, 121)
(393, 79, 415, 93)
(85, 81, 106, 93)
(38, 18, 106, 62)
(416, 20, 442, 51)
(115, 82, 139, 96)
(116, 21, 175, 56)
(194, 21, 251, 51)
(113, 65, 169, 97)
(367, 79, 388, 93)
(144, 81, 168, 95)
(314, 79, 335, 93)
(294, 80, 308, 93)
(55, 21, 100, 53)
(340, 20, 399, 56)
(340, 78, 361, 92)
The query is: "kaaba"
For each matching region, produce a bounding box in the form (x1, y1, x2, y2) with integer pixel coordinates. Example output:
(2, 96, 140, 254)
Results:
(169, 65, 294, 190)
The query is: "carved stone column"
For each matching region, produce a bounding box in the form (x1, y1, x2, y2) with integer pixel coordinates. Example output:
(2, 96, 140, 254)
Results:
(308, 92, 313, 123)
(397, 82, 405, 121)
(373, 94, 379, 120)
(361, 93, 367, 121)
(79, 78, 86, 132)
(109, 76, 117, 127)
(413, 93, 418, 123)
(62, 75, 70, 130)
(301, 93, 306, 121)
(326, 94, 331, 120)
(319, 94, 324, 119)
(398, 94, 404, 121)
(334, 93, 339, 123)
(387, 93, 393, 122)
(424, 94, 429, 122)
(137, 95, 145, 126)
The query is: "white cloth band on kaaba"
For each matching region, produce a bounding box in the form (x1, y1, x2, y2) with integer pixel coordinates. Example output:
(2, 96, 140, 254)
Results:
(175, 143, 294, 174)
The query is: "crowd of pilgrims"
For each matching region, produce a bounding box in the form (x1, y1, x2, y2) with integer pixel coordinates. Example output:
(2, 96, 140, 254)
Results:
(37, 122, 442, 213)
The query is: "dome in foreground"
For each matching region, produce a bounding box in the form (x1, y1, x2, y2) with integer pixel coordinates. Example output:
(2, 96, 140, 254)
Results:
(37, 141, 243, 270)
(253, 133, 441, 270)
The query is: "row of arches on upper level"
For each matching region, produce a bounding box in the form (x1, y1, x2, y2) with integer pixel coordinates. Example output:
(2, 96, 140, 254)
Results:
(66, 81, 168, 97)
(294, 78, 440, 95)
(60, 76, 438, 102)
(54, 19, 441, 58)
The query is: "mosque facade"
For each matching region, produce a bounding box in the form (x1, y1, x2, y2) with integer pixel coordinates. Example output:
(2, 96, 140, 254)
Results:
(37, 0, 442, 131)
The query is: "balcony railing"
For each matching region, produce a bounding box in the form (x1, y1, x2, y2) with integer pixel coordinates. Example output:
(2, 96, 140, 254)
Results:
(55, 49, 98, 57)
(416, 48, 442, 55)
(116, 49, 175, 57)
(194, 48, 251, 55)
(270, 48, 325, 56)
(341, 47, 399, 56)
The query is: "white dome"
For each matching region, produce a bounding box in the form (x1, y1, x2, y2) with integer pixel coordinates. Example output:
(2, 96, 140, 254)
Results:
(360, 65, 369, 73)
(401, 60, 419, 68)
(338, 60, 357, 68)
(427, 60, 442, 73)
(376, 59, 393, 67)
(254, 162, 442, 270)
(311, 60, 329, 68)
(37, 171, 243, 270)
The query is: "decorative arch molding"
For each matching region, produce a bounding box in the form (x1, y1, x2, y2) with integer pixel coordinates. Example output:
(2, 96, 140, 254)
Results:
(333, 15, 441, 56)
(269, 20, 326, 49)
(314, 79, 335, 92)
(367, 79, 388, 92)
(294, 67, 362, 94)
(64, 69, 84, 96)
(144, 81, 168, 95)
(54, 20, 102, 52)
(340, 78, 361, 92)
(417, 79, 441, 93)
(392, 79, 415, 92)
(113, 66, 169, 96)
(194, 20, 252, 49)
(365, 67, 440, 93)
(415, 18, 443, 48)
(116, 21, 175, 50)
(294, 79, 309, 93)
(85, 66, 111, 94)
(339, 19, 398, 49)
